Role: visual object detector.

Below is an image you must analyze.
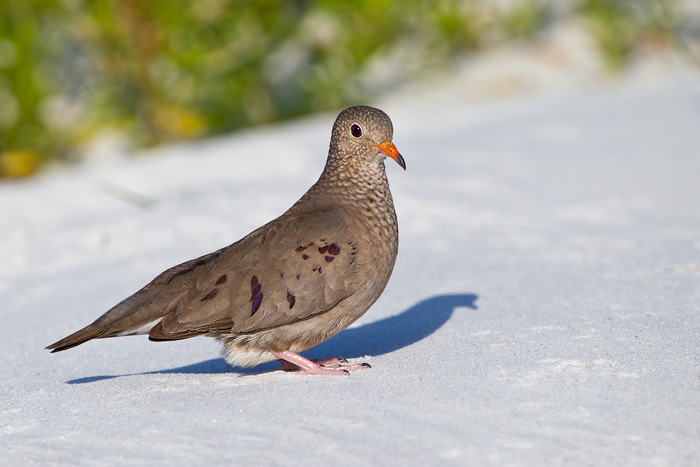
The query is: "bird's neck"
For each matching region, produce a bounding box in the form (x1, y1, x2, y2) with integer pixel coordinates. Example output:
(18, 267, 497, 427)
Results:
(316, 156, 393, 207)
(303, 156, 398, 248)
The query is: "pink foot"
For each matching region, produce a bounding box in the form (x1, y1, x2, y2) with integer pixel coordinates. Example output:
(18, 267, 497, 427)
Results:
(314, 357, 348, 366)
(273, 350, 370, 375)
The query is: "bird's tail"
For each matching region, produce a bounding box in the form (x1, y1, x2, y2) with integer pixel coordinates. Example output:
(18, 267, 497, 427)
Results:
(47, 249, 220, 352)
(46, 293, 168, 352)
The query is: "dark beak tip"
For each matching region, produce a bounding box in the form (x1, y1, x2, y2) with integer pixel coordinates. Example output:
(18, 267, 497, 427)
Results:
(398, 155, 406, 170)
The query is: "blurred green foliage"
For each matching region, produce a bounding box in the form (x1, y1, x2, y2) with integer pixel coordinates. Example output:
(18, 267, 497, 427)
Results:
(0, 0, 693, 177)
(578, 0, 675, 71)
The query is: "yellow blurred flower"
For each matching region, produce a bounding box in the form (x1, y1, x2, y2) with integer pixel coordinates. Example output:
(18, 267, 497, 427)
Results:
(153, 104, 207, 140)
(0, 150, 40, 178)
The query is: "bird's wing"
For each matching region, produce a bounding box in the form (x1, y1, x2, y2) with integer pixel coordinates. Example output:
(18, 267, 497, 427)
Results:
(148, 205, 361, 340)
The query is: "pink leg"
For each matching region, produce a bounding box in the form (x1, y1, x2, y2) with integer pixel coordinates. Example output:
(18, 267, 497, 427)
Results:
(277, 358, 302, 372)
(273, 350, 370, 375)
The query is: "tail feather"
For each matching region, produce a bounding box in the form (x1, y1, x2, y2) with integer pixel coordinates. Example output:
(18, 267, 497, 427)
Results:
(46, 282, 178, 352)
(47, 249, 221, 353)
(46, 315, 164, 352)
(46, 325, 110, 353)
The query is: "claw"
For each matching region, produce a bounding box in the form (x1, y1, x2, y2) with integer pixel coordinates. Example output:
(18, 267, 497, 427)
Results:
(313, 357, 348, 366)
(273, 350, 371, 376)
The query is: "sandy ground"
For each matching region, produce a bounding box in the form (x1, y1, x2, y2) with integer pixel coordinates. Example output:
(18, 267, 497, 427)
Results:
(2, 61, 700, 465)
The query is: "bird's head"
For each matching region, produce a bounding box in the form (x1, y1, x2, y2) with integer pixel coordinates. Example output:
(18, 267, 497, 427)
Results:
(330, 106, 406, 171)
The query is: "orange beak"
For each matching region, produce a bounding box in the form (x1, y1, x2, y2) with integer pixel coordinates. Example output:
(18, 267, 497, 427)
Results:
(376, 141, 406, 170)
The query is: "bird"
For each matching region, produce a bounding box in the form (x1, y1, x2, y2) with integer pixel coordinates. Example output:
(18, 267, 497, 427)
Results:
(47, 105, 405, 375)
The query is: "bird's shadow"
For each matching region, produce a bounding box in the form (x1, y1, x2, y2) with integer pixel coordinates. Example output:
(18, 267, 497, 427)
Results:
(67, 293, 478, 384)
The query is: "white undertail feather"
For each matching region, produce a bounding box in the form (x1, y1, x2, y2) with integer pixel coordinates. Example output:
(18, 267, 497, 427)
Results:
(220, 341, 276, 367)
(117, 319, 163, 337)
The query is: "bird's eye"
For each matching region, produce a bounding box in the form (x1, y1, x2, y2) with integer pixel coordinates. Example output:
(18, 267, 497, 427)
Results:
(350, 124, 363, 138)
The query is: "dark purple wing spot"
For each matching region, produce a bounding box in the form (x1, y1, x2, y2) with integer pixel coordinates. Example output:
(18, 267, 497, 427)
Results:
(328, 243, 341, 255)
(312, 266, 317, 272)
(318, 266, 323, 274)
(286, 291, 296, 310)
(349, 257, 355, 265)
(302, 254, 309, 260)
(251, 293, 263, 315)
(215, 275, 228, 286)
(296, 242, 315, 252)
(325, 256, 334, 262)
(250, 275, 263, 304)
(296, 274, 301, 280)
(318, 245, 328, 254)
(201, 288, 218, 302)
(250, 283, 262, 300)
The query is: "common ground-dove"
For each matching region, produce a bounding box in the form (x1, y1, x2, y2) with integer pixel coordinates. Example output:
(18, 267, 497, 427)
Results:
(47, 106, 405, 375)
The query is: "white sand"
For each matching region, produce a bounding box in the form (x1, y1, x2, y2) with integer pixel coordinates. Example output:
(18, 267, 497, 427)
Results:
(2, 67, 699, 465)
